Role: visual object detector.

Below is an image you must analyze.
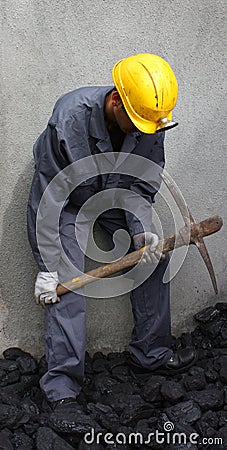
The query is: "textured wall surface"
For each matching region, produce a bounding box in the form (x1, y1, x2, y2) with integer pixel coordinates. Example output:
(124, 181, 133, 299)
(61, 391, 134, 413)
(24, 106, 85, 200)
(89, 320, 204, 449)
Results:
(0, 0, 226, 357)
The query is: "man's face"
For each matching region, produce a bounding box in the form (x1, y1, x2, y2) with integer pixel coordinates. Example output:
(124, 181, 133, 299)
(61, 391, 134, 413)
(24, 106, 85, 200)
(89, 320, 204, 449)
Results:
(112, 91, 138, 134)
(114, 105, 138, 134)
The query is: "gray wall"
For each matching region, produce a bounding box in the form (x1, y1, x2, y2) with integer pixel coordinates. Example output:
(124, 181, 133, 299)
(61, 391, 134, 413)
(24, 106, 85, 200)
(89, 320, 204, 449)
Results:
(1, 0, 226, 357)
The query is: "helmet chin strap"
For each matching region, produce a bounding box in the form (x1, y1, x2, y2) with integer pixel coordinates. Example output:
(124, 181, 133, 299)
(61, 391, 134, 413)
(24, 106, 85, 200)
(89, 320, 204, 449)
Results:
(156, 117, 178, 132)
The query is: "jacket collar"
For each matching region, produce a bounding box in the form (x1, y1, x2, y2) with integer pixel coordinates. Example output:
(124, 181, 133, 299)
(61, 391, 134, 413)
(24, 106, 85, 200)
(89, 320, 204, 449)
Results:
(88, 86, 141, 165)
(89, 86, 113, 142)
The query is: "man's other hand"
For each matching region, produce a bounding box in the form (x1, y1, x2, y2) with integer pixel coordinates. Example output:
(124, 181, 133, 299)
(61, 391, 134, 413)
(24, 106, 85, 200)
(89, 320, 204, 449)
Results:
(133, 232, 164, 264)
(35, 271, 60, 308)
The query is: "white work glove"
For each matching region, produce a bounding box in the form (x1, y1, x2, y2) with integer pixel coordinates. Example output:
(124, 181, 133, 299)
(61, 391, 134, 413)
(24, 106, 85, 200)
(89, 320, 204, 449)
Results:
(133, 232, 164, 264)
(35, 271, 60, 308)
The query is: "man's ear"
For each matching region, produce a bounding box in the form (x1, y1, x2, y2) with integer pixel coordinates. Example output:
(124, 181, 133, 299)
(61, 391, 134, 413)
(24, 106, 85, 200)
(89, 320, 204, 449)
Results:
(111, 90, 123, 107)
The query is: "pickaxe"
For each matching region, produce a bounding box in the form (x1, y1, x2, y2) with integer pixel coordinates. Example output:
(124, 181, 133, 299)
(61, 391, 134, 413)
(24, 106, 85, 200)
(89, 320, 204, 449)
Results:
(159, 171, 221, 294)
(56, 172, 223, 296)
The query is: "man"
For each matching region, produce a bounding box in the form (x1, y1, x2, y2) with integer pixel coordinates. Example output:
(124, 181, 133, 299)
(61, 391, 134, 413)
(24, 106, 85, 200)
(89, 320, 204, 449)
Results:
(27, 54, 196, 410)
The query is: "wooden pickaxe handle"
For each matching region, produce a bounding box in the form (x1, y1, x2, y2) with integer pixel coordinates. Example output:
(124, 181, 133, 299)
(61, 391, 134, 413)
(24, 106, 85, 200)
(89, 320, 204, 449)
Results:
(56, 215, 223, 296)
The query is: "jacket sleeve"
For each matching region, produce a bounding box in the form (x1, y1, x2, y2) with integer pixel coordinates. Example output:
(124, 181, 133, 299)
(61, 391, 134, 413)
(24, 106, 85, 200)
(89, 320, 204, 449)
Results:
(27, 113, 91, 272)
(124, 132, 165, 236)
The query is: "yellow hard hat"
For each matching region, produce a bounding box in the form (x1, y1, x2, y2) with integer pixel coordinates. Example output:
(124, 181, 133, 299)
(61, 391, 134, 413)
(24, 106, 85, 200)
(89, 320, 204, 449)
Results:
(112, 53, 178, 134)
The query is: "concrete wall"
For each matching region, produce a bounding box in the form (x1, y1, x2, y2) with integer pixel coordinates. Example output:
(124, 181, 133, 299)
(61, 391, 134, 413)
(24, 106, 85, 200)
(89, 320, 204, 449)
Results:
(0, 0, 226, 357)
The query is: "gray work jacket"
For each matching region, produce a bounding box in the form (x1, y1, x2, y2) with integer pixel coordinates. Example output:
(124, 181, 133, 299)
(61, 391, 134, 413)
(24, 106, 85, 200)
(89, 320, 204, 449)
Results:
(27, 86, 165, 271)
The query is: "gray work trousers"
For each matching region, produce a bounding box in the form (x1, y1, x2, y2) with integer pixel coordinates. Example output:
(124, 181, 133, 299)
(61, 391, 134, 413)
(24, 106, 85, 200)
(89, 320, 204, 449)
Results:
(40, 205, 172, 402)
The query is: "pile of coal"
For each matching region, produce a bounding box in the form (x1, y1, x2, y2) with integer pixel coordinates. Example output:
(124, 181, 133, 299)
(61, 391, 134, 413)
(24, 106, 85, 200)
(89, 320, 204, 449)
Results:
(0, 302, 226, 449)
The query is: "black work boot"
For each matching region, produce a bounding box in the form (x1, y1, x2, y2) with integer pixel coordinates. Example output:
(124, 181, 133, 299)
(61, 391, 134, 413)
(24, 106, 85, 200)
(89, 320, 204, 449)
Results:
(50, 397, 78, 411)
(46, 396, 99, 435)
(130, 347, 197, 377)
(42, 396, 78, 412)
(153, 347, 197, 375)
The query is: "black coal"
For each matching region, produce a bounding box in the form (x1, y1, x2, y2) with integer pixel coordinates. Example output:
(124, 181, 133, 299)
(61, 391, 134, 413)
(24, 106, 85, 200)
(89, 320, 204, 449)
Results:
(0, 303, 226, 449)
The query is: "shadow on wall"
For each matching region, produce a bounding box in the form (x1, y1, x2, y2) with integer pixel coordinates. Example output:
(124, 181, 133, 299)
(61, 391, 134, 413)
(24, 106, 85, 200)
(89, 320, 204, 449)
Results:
(0, 160, 45, 357)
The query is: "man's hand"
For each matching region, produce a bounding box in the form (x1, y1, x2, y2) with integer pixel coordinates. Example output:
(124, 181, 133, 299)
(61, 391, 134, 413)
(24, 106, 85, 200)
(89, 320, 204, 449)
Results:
(35, 271, 60, 308)
(133, 232, 164, 264)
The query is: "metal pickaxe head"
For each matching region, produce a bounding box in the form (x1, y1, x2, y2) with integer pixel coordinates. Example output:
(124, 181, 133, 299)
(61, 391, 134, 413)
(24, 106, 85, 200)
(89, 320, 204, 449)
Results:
(160, 171, 220, 294)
